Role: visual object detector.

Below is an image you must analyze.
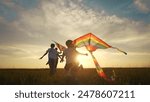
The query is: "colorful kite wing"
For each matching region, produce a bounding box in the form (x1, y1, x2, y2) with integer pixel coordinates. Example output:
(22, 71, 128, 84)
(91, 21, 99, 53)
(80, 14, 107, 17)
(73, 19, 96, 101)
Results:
(73, 33, 112, 52)
(73, 33, 127, 55)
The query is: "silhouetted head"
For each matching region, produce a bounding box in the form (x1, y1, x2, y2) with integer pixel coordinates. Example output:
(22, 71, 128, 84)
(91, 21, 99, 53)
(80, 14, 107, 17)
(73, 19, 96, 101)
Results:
(50, 43, 55, 48)
(55, 48, 58, 50)
(66, 40, 74, 47)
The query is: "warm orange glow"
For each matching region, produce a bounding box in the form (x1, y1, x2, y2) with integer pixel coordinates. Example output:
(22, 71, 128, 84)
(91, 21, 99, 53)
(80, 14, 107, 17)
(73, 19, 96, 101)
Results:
(77, 55, 84, 64)
(76, 55, 93, 68)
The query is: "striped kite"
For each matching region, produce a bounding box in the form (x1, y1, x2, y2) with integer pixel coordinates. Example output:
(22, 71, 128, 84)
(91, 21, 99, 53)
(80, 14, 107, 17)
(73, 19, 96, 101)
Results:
(73, 33, 127, 81)
(73, 33, 127, 54)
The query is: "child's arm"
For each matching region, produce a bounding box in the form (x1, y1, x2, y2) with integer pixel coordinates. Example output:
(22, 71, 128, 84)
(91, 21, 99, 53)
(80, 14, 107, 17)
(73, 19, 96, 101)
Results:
(39, 49, 49, 59)
(60, 52, 65, 62)
(77, 51, 88, 56)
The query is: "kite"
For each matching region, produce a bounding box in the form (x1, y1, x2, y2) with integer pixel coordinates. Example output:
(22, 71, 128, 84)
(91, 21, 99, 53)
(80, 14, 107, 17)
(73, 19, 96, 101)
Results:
(73, 33, 127, 81)
(53, 41, 66, 51)
(73, 33, 127, 55)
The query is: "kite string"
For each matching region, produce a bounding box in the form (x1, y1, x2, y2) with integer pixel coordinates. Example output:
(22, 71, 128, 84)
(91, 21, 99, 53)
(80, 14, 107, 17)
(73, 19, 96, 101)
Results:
(112, 47, 127, 55)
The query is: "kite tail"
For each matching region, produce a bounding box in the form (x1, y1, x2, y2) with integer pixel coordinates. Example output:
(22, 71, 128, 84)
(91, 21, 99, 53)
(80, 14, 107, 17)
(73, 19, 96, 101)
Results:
(112, 47, 127, 55)
(83, 41, 113, 82)
(89, 52, 112, 82)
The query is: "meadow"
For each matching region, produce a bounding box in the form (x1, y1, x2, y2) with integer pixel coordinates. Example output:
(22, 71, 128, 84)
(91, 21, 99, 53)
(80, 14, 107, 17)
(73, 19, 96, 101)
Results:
(0, 68, 150, 85)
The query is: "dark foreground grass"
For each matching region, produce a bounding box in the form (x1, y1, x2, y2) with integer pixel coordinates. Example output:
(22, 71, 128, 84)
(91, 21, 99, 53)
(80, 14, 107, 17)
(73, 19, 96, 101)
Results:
(0, 68, 150, 85)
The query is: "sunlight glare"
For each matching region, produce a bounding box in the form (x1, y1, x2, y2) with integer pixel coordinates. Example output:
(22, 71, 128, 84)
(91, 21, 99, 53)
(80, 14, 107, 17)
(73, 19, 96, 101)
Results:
(76, 55, 92, 68)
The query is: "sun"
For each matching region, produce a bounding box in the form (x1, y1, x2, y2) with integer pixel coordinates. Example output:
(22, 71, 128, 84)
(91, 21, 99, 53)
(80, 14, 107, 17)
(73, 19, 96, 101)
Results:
(76, 55, 92, 68)
(77, 55, 86, 64)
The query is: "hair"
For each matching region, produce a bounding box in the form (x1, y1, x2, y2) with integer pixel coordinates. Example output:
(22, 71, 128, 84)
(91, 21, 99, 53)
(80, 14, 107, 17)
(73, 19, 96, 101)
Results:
(50, 43, 55, 48)
(66, 40, 74, 47)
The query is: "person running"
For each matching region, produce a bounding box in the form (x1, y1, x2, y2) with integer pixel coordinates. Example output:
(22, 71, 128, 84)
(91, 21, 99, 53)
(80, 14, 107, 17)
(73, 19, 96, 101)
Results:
(60, 40, 87, 77)
(39, 43, 58, 75)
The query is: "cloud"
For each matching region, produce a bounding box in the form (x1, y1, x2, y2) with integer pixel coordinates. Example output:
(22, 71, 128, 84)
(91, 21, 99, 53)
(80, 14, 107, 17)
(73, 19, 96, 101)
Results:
(0, 0, 150, 67)
(1, 0, 150, 52)
(134, 0, 150, 13)
(0, 45, 27, 58)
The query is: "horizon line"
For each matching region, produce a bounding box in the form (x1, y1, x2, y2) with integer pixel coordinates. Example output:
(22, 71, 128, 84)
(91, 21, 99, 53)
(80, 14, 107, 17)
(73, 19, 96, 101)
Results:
(0, 67, 150, 69)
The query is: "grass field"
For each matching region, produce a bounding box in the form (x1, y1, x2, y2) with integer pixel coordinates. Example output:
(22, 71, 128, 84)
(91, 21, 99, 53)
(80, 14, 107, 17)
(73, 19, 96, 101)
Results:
(0, 68, 150, 85)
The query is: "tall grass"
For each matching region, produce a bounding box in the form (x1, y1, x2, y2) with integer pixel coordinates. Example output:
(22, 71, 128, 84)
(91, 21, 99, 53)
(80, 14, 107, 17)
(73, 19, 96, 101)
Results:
(0, 68, 150, 85)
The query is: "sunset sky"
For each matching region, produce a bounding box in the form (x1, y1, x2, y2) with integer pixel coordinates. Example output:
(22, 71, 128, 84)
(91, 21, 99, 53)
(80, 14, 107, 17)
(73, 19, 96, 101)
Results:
(0, 0, 150, 68)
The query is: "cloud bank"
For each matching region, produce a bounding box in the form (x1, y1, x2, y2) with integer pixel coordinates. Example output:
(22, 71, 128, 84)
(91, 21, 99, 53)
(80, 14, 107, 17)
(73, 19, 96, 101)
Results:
(0, 0, 150, 68)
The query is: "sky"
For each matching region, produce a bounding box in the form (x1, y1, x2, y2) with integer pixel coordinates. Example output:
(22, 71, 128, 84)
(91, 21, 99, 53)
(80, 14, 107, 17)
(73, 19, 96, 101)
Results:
(0, 0, 150, 68)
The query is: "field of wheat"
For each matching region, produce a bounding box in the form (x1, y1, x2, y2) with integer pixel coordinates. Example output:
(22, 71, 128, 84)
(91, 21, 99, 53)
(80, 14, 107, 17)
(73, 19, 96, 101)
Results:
(0, 68, 150, 85)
